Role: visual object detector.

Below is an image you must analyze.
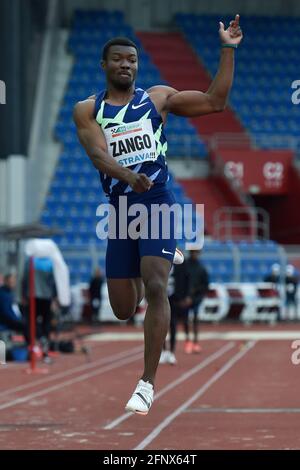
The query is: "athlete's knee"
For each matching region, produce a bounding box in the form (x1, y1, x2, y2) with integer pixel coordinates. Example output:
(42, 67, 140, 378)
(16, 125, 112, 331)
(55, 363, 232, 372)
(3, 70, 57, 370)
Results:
(112, 305, 135, 321)
(144, 278, 167, 303)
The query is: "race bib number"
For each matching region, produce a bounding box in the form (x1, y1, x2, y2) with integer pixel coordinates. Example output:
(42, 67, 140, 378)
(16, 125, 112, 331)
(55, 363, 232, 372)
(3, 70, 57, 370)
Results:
(104, 119, 158, 167)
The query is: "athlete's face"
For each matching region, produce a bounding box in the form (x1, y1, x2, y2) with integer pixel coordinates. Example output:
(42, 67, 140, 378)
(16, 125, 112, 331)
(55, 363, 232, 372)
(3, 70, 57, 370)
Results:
(102, 45, 138, 90)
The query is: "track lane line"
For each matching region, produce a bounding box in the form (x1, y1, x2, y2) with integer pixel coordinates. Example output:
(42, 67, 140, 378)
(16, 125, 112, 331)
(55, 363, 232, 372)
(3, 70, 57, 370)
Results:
(134, 340, 256, 450)
(0, 352, 143, 412)
(0, 345, 143, 398)
(104, 341, 235, 430)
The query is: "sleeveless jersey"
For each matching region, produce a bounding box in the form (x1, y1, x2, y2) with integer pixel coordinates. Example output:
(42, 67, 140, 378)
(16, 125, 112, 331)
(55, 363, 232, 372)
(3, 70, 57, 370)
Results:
(94, 87, 169, 198)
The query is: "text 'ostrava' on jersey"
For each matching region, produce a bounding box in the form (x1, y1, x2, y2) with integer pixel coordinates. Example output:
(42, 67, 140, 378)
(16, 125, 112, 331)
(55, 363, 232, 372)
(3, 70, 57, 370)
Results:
(94, 88, 169, 199)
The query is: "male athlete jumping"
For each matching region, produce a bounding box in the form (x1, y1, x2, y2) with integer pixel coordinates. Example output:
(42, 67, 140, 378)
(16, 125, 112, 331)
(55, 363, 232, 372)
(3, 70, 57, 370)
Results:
(73, 14, 243, 415)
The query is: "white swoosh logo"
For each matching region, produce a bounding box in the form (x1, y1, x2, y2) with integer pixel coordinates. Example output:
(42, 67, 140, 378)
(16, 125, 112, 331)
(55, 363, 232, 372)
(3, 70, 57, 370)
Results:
(132, 102, 148, 110)
(162, 248, 173, 255)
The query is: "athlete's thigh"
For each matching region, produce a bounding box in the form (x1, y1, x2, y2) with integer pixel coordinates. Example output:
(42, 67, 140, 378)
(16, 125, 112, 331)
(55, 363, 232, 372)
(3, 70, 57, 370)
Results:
(140, 255, 171, 287)
(138, 188, 177, 266)
(106, 235, 140, 278)
(106, 232, 144, 318)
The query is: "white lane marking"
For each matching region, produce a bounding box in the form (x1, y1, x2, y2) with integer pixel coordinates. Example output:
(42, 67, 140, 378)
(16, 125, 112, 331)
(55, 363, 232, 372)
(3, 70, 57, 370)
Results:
(103, 342, 235, 430)
(184, 408, 300, 413)
(0, 352, 143, 412)
(134, 341, 256, 450)
(0, 345, 143, 399)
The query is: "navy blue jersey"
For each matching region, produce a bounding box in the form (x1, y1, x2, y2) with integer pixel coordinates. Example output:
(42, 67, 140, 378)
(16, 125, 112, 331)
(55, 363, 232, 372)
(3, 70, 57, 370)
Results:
(94, 87, 169, 199)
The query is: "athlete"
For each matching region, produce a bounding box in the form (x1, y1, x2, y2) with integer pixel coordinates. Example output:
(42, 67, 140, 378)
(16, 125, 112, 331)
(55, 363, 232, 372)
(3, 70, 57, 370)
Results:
(73, 14, 243, 415)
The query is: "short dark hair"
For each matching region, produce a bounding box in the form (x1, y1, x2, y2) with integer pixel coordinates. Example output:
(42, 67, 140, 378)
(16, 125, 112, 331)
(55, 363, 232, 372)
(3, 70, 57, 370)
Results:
(102, 37, 138, 61)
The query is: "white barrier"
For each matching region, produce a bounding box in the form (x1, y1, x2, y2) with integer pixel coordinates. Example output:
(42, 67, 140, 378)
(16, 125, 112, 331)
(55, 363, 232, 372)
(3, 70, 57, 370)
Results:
(199, 283, 283, 324)
(69, 282, 299, 324)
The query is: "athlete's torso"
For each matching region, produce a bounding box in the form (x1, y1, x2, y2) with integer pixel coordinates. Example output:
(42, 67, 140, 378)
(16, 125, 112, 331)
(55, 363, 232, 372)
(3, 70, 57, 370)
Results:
(94, 87, 169, 199)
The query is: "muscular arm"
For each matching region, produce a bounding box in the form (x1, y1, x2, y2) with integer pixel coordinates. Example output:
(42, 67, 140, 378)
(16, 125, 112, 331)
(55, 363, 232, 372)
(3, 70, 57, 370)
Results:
(73, 99, 153, 192)
(149, 15, 242, 118)
(166, 48, 235, 116)
(73, 100, 132, 181)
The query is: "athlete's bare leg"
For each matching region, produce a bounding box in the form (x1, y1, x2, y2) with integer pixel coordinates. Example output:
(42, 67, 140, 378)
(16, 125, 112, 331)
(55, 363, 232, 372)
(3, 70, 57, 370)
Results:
(107, 278, 144, 320)
(140, 255, 171, 386)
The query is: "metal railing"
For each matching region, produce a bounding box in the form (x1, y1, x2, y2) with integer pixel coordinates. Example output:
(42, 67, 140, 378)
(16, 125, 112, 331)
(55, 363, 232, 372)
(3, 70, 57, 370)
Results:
(213, 206, 270, 241)
(208, 132, 299, 154)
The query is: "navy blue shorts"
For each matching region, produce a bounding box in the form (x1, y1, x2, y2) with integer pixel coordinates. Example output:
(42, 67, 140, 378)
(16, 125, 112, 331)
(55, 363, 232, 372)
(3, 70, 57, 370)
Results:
(106, 186, 177, 279)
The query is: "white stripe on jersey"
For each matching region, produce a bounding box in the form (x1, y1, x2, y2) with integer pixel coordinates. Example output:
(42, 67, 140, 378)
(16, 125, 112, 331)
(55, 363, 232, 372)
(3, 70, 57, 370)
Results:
(124, 164, 143, 193)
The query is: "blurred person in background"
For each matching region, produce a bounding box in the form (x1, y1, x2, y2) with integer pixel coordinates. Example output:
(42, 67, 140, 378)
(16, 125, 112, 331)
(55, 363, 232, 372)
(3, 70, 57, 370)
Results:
(0, 273, 29, 344)
(183, 250, 209, 354)
(264, 263, 282, 321)
(285, 265, 299, 320)
(89, 266, 104, 323)
(160, 260, 191, 365)
(264, 263, 281, 285)
(22, 257, 56, 363)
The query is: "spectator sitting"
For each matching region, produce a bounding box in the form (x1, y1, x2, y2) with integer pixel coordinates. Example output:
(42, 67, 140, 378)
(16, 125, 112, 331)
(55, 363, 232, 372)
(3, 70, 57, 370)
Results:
(0, 273, 29, 344)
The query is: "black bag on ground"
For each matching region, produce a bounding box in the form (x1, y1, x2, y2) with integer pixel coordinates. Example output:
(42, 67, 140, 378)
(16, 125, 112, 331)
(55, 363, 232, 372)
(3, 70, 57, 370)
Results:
(58, 340, 74, 353)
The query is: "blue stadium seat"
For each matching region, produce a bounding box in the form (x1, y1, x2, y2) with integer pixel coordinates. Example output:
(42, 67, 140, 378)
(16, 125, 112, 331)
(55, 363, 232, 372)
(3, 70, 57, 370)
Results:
(176, 13, 300, 151)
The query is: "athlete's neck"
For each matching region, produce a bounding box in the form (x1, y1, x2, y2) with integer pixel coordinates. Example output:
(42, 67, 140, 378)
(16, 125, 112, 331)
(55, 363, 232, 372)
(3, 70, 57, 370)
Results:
(105, 84, 135, 106)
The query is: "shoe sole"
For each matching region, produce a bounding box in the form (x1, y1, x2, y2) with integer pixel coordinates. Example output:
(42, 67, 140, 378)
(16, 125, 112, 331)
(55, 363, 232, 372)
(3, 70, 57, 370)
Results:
(125, 406, 149, 416)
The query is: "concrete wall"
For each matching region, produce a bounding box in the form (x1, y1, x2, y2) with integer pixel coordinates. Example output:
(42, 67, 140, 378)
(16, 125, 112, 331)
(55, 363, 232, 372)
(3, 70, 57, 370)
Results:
(6, 155, 26, 226)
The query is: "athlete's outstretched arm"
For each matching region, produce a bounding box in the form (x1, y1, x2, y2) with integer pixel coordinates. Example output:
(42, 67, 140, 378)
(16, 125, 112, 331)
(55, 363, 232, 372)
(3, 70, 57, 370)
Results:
(73, 99, 153, 193)
(154, 14, 243, 117)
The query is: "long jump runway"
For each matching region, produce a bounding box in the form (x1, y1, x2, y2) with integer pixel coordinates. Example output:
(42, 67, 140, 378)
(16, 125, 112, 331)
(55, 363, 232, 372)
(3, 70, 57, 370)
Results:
(0, 325, 299, 450)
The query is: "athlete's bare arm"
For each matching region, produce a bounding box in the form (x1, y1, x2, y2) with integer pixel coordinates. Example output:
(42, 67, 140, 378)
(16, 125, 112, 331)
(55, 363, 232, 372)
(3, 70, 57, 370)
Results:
(73, 99, 153, 193)
(148, 14, 243, 118)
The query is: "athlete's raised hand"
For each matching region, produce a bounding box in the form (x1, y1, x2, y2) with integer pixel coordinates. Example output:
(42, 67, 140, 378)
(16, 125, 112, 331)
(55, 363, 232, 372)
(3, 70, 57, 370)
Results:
(127, 172, 154, 193)
(219, 14, 243, 46)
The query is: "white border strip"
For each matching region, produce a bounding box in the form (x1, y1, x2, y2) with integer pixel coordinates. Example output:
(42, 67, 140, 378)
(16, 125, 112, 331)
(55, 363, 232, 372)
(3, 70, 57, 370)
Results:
(88, 331, 300, 342)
